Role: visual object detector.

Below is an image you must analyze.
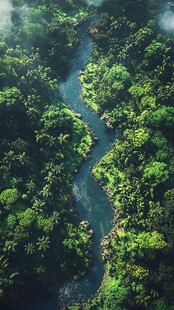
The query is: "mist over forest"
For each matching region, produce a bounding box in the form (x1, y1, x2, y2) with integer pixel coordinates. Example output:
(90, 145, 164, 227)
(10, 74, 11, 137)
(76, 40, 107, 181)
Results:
(0, 1, 174, 310)
(0, 0, 13, 34)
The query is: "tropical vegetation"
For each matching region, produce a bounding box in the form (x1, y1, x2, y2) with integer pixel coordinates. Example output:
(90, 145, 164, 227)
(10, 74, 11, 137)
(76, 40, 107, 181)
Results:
(0, 0, 93, 307)
(79, 0, 174, 309)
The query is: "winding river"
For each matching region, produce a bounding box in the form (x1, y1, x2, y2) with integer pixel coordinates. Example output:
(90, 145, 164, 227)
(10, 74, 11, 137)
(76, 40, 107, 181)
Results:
(33, 15, 116, 310)
(58, 19, 116, 306)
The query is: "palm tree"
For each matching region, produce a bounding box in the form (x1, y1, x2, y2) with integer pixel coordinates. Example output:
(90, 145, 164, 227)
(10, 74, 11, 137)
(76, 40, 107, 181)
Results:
(52, 211, 60, 224)
(57, 133, 70, 146)
(47, 135, 56, 147)
(44, 171, 57, 186)
(36, 236, 50, 252)
(26, 180, 36, 194)
(40, 184, 52, 199)
(32, 198, 44, 212)
(24, 243, 35, 255)
(3, 241, 17, 253)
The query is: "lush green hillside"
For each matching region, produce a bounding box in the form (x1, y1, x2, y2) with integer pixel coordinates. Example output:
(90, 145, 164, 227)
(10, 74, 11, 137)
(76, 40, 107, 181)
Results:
(2, 0, 174, 309)
(0, 0, 93, 306)
(79, 0, 174, 309)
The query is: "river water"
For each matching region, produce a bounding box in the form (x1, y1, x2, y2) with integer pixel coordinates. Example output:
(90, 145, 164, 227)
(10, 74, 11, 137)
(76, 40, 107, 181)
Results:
(33, 17, 116, 310)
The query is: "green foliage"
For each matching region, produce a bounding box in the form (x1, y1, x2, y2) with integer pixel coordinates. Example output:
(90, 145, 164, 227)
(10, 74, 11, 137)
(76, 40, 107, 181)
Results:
(0, 188, 20, 209)
(143, 161, 169, 184)
(124, 128, 150, 148)
(0, 0, 93, 305)
(22, 22, 45, 40)
(137, 231, 167, 250)
(103, 64, 130, 86)
(82, 0, 174, 309)
(0, 87, 23, 107)
(143, 106, 174, 129)
(18, 209, 36, 227)
(36, 236, 50, 252)
(1, 0, 174, 308)
(144, 41, 165, 59)
(24, 243, 35, 255)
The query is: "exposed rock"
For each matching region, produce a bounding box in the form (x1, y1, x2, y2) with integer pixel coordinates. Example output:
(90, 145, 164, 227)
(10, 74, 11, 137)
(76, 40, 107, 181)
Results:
(80, 220, 90, 230)
(79, 69, 84, 76)
(80, 221, 93, 239)
(74, 113, 82, 119)
(89, 27, 98, 35)
(107, 121, 114, 129)
(100, 115, 114, 129)
(101, 248, 111, 261)
(93, 135, 98, 142)
(88, 229, 93, 238)
(101, 239, 109, 248)
(101, 115, 109, 122)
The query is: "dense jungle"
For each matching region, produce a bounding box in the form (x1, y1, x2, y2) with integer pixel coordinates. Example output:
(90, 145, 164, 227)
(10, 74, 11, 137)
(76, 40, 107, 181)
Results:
(0, 0, 174, 309)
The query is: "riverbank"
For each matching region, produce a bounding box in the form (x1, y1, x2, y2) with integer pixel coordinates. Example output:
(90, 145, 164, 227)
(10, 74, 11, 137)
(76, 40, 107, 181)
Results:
(0, 1, 100, 308)
(54, 14, 115, 307)
(78, 1, 174, 309)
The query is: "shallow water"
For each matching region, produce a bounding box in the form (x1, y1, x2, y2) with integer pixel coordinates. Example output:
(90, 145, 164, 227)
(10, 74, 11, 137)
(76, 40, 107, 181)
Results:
(33, 18, 116, 310)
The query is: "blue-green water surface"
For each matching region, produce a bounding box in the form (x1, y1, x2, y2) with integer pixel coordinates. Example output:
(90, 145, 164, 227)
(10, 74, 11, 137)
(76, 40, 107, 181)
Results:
(33, 18, 116, 310)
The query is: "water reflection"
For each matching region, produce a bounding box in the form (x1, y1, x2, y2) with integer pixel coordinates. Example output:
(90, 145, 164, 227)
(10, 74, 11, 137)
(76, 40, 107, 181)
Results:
(33, 17, 115, 310)
(57, 19, 115, 307)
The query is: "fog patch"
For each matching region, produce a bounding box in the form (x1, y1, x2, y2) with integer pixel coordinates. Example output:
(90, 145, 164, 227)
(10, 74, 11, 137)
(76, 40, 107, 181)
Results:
(0, 0, 13, 35)
(159, 2, 174, 32)
(20, 4, 29, 21)
(87, 0, 104, 6)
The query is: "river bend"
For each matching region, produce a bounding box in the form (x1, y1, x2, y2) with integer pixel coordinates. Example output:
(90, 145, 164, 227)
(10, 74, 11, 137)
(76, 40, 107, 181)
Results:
(34, 18, 116, 310)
